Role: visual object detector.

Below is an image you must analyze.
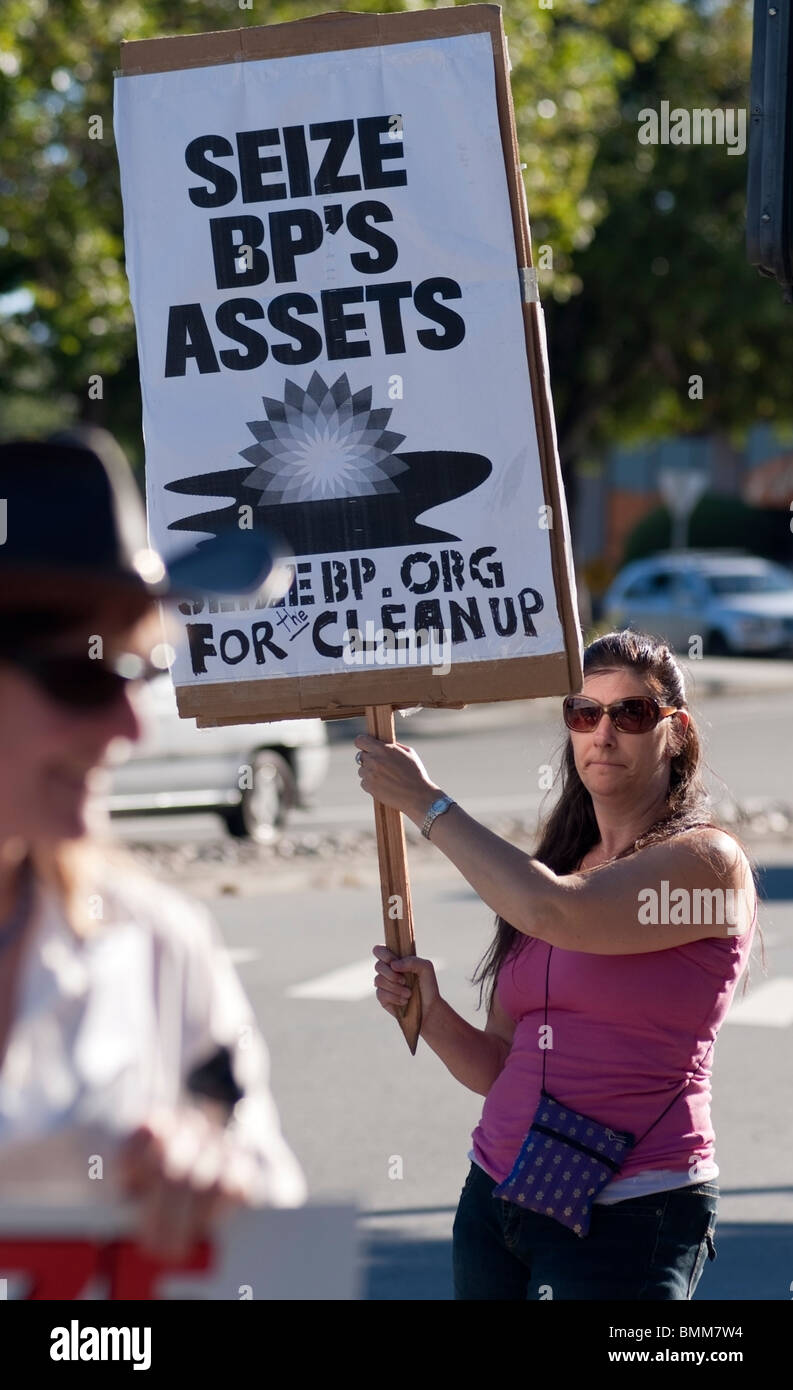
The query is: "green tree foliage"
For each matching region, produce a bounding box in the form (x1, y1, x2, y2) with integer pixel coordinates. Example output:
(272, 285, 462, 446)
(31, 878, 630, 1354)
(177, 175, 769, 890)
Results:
(538, 0, 788, 478)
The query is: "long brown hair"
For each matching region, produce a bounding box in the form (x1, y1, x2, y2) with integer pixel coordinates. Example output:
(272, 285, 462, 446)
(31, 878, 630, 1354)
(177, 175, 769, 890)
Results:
(471, 629, 763, 1012)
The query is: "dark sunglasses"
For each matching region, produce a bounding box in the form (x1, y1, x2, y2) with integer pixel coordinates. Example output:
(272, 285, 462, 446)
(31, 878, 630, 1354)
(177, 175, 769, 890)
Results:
(3, 648, 164, 710)
(562, 694, 680, 734)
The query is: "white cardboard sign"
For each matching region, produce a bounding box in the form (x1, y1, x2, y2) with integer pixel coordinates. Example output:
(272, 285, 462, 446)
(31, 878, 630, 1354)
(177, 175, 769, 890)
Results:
(114, 31, 564, 691)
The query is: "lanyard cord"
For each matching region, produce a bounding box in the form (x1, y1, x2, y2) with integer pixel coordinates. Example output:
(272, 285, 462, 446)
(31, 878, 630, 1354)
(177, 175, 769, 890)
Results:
(541, 941, 716, 1148)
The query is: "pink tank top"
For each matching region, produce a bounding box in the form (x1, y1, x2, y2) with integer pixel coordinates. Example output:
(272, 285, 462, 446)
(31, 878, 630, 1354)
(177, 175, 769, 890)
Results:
(471, 900, 757, 1183)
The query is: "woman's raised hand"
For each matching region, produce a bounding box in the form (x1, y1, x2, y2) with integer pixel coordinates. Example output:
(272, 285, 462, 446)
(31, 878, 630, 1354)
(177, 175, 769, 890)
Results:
(373, 944, 440, 1019)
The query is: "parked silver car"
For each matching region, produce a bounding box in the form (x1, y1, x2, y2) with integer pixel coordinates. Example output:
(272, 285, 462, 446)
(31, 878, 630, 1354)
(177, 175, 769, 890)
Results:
(103, 675, 329, 840)
(602, 551, 793, 656)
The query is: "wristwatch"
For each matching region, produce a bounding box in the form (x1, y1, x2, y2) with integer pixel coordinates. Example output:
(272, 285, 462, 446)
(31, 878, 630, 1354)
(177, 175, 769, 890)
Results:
(421, 792, 457, 839)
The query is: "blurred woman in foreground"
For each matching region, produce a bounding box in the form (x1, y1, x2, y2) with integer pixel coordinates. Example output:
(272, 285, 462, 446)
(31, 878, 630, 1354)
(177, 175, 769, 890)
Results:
(0, 431, 305, 1265)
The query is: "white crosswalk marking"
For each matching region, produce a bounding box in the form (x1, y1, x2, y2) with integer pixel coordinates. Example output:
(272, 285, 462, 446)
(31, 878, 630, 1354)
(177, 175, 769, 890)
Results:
(726, 978, 793, 1028)
(226, 948, 260, 965)
(287, 958, 445, 1002)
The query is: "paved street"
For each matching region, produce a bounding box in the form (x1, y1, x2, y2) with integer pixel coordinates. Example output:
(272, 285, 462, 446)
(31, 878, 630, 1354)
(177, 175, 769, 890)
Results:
(110, 672, 793, 1300)
(203, 856, 793, 1301)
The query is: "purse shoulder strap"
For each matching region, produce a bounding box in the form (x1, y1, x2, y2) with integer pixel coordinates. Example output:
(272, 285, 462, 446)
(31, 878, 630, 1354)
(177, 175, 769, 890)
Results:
(540, 942, 553, 1093)
(633, 1036, 716, 1147)
(540, 942, 717, 1148)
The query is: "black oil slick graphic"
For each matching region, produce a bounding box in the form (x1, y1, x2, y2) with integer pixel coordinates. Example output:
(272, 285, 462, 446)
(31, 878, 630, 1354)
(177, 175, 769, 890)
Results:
(165, 371, 492, 557)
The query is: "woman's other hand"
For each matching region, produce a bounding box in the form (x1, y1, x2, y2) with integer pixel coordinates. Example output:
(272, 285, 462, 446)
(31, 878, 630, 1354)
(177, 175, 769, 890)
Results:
(373, 945, 440, 1019)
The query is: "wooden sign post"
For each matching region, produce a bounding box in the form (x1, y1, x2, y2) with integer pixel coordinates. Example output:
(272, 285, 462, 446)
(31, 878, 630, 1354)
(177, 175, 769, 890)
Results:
(366, 703, 421, 1051)
(114, 6, 583, 1055)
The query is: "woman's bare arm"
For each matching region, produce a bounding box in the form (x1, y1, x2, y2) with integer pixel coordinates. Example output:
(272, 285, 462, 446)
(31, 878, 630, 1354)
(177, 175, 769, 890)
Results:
(406, 806, 753, 954)
(420, 989, 515, 1097)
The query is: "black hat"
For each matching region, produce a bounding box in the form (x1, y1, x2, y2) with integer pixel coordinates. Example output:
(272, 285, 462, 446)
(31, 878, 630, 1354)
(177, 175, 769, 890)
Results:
(0, 427, 290, 627)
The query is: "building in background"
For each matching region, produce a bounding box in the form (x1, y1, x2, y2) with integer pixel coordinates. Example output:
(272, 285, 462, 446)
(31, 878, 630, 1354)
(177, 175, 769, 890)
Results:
(573, 424, 793, 597)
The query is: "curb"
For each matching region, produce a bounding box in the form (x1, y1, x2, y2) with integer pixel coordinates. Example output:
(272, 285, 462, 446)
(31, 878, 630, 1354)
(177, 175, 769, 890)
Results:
(326, 657, 793, 739)
(678, 657, 793, 701)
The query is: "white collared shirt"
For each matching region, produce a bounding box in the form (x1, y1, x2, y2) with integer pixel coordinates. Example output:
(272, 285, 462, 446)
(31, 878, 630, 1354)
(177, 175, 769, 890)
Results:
(0, 860, 307, 1209)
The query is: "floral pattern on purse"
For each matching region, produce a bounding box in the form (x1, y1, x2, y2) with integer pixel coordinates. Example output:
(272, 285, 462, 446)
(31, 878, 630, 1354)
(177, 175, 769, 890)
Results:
(491, 1088, 635, 1237)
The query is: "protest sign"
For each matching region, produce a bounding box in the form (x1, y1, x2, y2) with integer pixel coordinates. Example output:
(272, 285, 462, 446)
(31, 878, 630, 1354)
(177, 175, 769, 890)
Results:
(0, 1201, 357, 1300)
(115, 6, 583, 1050)
(115, 5, 581, 720)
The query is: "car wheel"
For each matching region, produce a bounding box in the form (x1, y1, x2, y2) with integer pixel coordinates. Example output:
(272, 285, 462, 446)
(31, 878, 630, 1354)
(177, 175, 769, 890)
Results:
(223, 750, 297, 842)
(705, 629, 732, 657)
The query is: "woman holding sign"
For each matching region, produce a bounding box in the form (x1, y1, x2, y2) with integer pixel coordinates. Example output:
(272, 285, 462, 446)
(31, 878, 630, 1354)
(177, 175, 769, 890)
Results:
(357, 631, 760, 1300)
(0, 430, 305, 1283)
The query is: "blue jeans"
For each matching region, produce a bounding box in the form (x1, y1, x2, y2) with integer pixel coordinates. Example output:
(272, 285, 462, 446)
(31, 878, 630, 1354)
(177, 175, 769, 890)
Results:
(453, 1161, 718, 1300)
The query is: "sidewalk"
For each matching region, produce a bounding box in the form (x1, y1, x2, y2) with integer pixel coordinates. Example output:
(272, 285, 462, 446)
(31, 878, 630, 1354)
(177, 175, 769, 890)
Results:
(341, 656, 793, 739)
(679, 655, 793, 699)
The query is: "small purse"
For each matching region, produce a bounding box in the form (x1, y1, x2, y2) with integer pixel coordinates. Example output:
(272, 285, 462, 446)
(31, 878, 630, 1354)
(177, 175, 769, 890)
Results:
(492, 943, 715, 1237)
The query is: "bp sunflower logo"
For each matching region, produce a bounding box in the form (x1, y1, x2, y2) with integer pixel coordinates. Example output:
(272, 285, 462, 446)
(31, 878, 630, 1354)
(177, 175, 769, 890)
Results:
(165, 371, 492, 558)
(242, 372, 409, 504)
